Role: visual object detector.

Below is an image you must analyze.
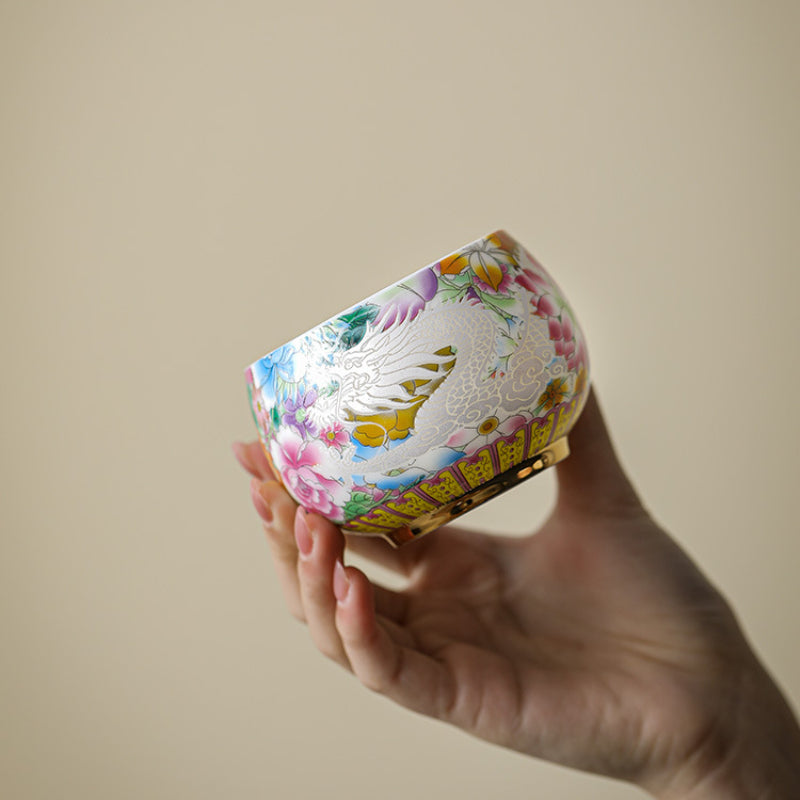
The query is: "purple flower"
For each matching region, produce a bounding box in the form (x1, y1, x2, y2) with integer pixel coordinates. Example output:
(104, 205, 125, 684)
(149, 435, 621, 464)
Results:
(282, 390, 319, 437)
(375, 268, 438, 331)
(464, 286, 482, 304)
(415, 267, 438, 301)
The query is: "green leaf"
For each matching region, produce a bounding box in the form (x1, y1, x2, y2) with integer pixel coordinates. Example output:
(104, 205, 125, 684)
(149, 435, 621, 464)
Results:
(478, 294, 511, 319)
(488, 293, 519, 311)
(338, 304, 379, 329)
(438, 285, 466, 304)
(443, 271, 471, 288)
(343, 491, 381, 518)
(336, 304, 380, 349)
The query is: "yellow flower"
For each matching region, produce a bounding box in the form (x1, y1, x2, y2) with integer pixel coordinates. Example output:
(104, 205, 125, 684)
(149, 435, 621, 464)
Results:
(438, 231, 518, 291)
(477, 416, 499, 435)
(537, 377, 569, 410)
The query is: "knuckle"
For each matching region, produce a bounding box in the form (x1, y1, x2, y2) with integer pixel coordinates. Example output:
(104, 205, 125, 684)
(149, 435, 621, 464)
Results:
(359, 674, 385, 693)
(319, 643, 339, 661)
(358, 667, 392, 694)
(287, 602, 306, 623)
(316, 638, 345, 665)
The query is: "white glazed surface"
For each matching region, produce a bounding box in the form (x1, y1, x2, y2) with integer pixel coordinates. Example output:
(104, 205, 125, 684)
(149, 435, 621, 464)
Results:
(246, 231, 589, 530)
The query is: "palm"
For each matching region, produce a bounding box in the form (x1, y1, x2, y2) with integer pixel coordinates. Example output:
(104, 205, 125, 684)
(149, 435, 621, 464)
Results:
(370, 508, 739, 784)
(235, 390, 750, 792)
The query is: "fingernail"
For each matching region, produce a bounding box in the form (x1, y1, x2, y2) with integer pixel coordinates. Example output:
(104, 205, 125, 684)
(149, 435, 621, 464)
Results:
(295, 510, 313, 557)
(250, 478, 273, 524)
(333, 560, 350, 603)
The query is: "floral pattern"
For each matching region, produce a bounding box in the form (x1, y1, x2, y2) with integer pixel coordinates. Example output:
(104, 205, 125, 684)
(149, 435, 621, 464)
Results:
(446, 413, 532, 457)
(271, 428, 349, 521)
(283, 390, 319, 437)
(374, 267, 438, 331)
(321, 422, 348, 451)
(246, 230, 590, 530)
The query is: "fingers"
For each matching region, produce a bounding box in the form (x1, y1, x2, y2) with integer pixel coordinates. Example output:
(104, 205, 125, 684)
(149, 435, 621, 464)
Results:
(238, 445, 453, 709)
(334, 563, 454, 718)
(235, 440, 421, 577)
(293, 511, 413, 667)
(295, 512, 350, 666)
(246, 473, 411, 671)
(250, 477, 305, 620)
(240, 460, 457, 721)
(233, 440, 276, 481)
(554, 388, 642, 516)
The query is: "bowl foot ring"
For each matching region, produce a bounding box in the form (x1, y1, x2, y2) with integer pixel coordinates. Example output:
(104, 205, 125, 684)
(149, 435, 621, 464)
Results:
(381, 436, 570, 547)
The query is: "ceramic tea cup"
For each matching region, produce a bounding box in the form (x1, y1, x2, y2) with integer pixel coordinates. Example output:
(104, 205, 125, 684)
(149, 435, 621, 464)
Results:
(246, 230, 589, 546)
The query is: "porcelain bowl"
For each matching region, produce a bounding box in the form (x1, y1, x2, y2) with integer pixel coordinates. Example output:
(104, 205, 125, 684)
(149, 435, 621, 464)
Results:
(245, 230, 589, 546)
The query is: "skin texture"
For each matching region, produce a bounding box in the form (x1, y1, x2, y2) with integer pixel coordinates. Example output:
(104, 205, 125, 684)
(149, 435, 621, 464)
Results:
(233, 390, 800, 798)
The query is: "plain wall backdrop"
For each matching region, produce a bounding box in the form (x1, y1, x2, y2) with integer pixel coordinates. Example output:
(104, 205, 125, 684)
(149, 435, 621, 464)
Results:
(2, 1, 798, 798)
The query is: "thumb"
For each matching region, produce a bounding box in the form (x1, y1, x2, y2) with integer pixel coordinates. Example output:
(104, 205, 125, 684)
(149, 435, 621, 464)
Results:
(554, 388, 642, 516)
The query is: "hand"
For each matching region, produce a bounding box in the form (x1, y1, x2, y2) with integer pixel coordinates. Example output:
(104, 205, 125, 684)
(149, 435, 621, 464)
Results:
(233, 391, 800, 798)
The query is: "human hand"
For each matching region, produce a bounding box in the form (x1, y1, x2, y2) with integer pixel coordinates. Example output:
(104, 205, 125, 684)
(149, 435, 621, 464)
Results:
(233, 391, 800, 798)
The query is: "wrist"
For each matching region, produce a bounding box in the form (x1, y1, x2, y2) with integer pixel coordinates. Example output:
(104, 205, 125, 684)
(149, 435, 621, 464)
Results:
(648, 659, 800, 800)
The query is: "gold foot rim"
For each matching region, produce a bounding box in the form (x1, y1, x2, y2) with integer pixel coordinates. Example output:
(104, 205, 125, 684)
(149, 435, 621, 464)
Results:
(379, 437, 570, 547)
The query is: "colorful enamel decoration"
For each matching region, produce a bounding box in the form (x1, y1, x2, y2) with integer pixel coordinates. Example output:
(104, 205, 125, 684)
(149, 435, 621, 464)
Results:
(246, 230, 589, 546)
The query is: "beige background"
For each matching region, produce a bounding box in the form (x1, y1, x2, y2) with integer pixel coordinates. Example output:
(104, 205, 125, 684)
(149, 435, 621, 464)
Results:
(2, 1, 798, 797)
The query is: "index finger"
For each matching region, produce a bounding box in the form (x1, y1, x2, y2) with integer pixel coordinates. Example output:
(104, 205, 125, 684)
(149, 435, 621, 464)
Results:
(232, 440, 276, 481)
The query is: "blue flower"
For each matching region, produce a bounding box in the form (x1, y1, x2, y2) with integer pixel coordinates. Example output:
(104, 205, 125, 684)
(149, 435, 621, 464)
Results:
(251, 343, 298, 403)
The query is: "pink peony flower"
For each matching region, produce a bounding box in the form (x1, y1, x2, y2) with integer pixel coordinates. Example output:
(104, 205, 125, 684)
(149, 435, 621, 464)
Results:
(271, 429, 348, 521)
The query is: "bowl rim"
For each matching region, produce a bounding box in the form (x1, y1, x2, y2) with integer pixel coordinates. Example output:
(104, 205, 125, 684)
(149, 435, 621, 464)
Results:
(245, 228, 512, 373)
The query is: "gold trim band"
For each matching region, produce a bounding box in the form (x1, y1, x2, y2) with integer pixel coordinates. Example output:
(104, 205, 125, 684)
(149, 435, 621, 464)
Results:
(381, 437, 570, 547)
